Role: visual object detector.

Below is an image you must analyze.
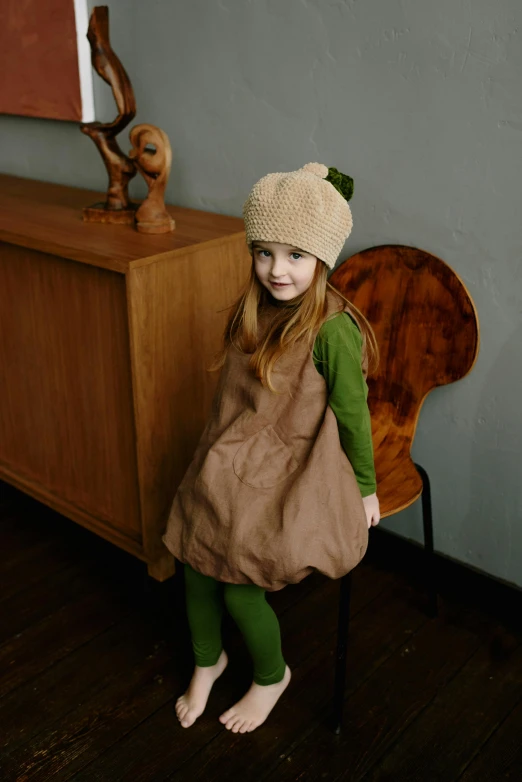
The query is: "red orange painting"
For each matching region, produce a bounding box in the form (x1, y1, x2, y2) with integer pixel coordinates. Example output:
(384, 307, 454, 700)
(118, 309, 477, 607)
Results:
(0, 0, 94, 122)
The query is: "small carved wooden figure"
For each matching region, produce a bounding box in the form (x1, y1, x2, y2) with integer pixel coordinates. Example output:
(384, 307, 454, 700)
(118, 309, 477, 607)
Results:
(129, 124, 176, 234)
(81, 6, 137, 222)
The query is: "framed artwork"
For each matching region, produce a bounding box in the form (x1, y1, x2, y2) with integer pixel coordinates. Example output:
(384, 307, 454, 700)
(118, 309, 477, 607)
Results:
(0, 0, 94, 122)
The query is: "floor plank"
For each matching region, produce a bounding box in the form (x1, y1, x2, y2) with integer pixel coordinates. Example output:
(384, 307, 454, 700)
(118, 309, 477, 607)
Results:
(163, 581, 429, 782)
(0, 502, 82, 603)
(262, 603, 489, 782)
(65, 568, 394, 782)
(360, 630, 522, 782)
(458, 695, 522, 781)
(1, 490, 522, 782)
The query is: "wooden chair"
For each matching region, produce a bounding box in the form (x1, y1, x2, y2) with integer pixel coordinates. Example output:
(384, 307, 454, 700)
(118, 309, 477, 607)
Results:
(328, 245, 480, 733)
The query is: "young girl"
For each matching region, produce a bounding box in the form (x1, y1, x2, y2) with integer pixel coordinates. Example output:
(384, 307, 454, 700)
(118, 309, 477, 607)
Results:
(162, 161, 380, 735)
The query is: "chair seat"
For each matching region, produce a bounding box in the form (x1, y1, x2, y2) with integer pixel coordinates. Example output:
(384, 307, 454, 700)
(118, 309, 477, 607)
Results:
(372, 417, 423, 518)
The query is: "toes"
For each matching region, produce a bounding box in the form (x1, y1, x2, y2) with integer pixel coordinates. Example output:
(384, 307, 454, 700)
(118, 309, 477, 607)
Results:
(176, 703, 188, 720)
(219, 709, 237, 728)
(180, 708, 197, 728)
(175, 697, 197, 728)
(226, 716, 242, 732)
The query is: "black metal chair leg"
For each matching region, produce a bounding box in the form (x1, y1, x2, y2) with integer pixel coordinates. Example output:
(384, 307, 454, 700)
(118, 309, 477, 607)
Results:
(332, 571, 353, 734)
(414, 462, 438, 617)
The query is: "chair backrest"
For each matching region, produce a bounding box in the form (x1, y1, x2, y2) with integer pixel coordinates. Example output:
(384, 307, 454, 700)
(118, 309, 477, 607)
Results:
(330, 245, 480, 446)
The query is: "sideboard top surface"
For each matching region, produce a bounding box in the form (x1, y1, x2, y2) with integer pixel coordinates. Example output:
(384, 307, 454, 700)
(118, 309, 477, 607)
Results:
(0, 175, 245, 273)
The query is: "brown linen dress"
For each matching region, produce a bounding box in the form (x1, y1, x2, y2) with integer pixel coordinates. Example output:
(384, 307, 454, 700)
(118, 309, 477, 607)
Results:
(162, 291, 368, 591)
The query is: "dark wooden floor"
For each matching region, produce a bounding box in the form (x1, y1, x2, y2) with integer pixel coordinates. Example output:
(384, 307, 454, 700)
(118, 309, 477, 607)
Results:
(1, 483, 522, 782)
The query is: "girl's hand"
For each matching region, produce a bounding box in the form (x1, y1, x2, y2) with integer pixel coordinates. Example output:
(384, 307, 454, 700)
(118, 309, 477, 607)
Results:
(362, 492, 380, 529)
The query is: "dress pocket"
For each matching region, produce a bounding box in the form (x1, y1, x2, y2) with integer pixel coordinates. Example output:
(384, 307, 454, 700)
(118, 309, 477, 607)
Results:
(233, 425, 298, 488)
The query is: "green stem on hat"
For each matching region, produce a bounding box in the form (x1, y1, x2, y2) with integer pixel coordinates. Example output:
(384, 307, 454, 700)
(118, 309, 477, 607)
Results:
(326, 167, 354, 202)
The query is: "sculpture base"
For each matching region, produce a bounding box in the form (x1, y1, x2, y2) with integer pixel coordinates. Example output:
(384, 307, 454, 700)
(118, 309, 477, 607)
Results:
(136, 217, 176, 234)
(83, 202, 138, 225)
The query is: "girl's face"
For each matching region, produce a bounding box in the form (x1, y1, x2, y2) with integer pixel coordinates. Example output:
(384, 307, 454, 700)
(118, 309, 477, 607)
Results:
(252, 241, 318, 301)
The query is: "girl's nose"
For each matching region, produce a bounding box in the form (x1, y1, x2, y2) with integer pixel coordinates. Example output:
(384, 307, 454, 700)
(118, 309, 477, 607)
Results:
(271, 256, 286, 278)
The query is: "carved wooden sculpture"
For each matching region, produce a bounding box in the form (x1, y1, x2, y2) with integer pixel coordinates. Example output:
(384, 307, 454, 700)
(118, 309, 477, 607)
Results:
(129, 124, 176, 234)
(81, 6, 137, 222)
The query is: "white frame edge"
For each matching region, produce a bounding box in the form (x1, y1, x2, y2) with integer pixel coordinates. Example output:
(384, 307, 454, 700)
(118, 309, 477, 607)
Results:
(73, 0, 95, 123)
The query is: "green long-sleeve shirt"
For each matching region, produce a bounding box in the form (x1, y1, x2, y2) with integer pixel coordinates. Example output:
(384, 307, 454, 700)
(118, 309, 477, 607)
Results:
(313, 313, 376, 498)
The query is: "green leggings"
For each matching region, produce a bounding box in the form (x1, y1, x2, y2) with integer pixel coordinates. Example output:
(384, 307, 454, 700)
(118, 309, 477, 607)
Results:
(184, 564, 287, 686)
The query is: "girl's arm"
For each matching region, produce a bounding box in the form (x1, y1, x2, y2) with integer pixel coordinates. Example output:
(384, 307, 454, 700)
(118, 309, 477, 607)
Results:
(313, 313, 380, 528)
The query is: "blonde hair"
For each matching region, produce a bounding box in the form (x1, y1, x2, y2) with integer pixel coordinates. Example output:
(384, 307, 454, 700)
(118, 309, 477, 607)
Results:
(214, 260, 379, 392)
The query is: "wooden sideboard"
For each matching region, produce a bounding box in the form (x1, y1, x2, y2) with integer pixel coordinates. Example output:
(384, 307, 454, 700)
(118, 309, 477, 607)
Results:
(0, 175, 250, 580)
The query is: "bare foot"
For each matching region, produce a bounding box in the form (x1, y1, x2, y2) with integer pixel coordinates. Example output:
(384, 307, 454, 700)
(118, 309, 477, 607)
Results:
(219, 665, 291, 733)
(175, 650, 228, 728)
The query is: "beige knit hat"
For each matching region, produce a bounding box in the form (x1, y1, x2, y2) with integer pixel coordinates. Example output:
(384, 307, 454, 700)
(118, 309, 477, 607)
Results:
(243, 162, 354, 270)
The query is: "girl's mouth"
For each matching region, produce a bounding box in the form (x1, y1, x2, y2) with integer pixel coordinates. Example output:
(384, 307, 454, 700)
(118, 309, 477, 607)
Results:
(270, 281, 290, 288)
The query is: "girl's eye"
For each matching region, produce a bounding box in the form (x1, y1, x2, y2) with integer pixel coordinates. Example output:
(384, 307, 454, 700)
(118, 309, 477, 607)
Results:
(291, 253, 302, 260)
(257, 249, 271, 257)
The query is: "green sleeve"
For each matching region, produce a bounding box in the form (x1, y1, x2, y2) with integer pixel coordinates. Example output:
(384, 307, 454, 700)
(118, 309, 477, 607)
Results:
(313, 313, 377, 498)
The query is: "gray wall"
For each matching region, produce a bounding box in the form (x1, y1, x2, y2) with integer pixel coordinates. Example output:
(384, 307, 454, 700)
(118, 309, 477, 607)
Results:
(2, 0, 521, 587)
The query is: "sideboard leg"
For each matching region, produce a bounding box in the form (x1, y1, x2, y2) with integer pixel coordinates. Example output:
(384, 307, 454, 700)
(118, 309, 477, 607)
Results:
(147, 554, 176, 582)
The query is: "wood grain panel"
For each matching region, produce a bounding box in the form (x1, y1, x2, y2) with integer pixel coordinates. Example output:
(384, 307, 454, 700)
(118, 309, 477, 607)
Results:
(127, 233, 251, 567)
(330, 245, 479, 518)
(0, 243, 141, 537)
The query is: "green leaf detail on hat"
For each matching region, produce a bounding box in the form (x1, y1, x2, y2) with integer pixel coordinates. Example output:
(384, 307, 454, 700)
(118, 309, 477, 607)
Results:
(326, 167, 354, 202)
